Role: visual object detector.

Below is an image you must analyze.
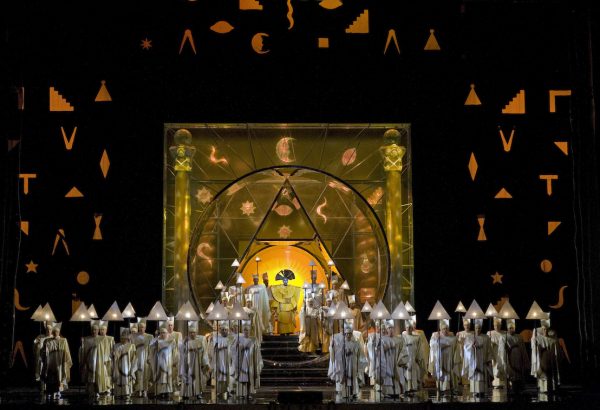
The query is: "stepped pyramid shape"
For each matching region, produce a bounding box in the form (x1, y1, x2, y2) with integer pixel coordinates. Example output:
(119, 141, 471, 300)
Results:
(240, 0, 263, 10)
(502, 90, 526, 114)
(346, 10, 369, 34)
(49, 87, 74, 111)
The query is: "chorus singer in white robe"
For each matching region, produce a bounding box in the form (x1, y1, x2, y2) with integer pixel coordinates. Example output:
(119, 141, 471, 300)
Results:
(179, 321, 209, 400)
(230, 322, 263, 398)
(34, 322, 53, 394)
(505, 319, 529, 392)
(487, 317, 507, 388)
(40, 323, 72, 400)
(131, 318, 153, 397)
(96, 321, 114, 396)
(299, 298, 322, 353)
(329, 324, 364, 399)
(79, 322, 100, 397)
(531, 319, 560, 394)
(243, 296, 264, 345)
(461, 319, 492, 397)
(401, 320, 426, 394)
(367, 321, 396, 396)
(245, 273, 271, 335)
(428, 319, 460, 393)
(112, 328, 137, 398)
(149, 324, 177, 398)
(209, 322, 232, 399)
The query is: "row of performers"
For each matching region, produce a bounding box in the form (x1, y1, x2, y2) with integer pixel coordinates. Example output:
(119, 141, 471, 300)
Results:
(33, 318, 262, 401)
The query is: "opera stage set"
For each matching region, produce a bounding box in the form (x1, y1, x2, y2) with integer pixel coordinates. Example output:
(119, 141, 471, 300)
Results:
(1, 0, 599, 408)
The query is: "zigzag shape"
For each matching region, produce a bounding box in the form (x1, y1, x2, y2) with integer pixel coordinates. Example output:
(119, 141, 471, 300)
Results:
(49, 87, 74, 112)
(502, 90, 525, 114)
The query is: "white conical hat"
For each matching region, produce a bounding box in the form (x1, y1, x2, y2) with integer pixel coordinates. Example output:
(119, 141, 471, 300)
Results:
(70, 303, 91, 322)
(428, 300, 451, 320)
(102, 301, 123, 321)
(465, 300, 485, 319)
(147, 301, 168, 321)
(404, 301, 416, 314)
(369, 301, 391, 320)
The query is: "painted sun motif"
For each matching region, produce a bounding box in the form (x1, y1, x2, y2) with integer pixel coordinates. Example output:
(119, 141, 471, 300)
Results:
(278, 225, 292, 239)
(196, 187, 213, 204)
(240, 201, 256, 216)
(141, 38, 152, 50)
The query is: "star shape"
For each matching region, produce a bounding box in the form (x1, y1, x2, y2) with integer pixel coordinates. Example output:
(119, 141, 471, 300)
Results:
(240, 201, 256, 216)
(491, 271, 503, 284)
(25, 260, 38, 273)
(196, 187, 213, 204)
(140, 38, 152, 50)
(278, 225, 292, 239)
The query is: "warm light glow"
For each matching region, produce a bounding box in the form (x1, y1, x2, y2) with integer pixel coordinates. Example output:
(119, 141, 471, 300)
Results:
(45, 314, 50, 319)
(533, 312, 537, 317)
(156, 313, 160, 318)
(185, 312, 190, 318)
(378, 312, 382, 317)
(112, 313, 117, 318)
(472, 313, 476, 317)
(232, 259, 240, 267)
(327, 260, 335, 267)
(80, 314, 85, 319)
(255, 256, 261, 262)
(437, 312, 441, 317)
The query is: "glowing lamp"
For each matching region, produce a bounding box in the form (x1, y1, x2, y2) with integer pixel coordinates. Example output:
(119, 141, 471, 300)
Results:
(231, 259, 240, 267)
(340, 280, 350, 290)
(526, 301, 548, 320)
(30, 305, 43, 321)
(498, 300, 520, 320)
(327, 260, 335, 267)
(361, 301, 373, 313)
(391, 301, 411, 320)
(122, 302, 136, 319)
(254, 257, 261, 263)
(38, 303, 57, 323)
(236, 274, 246, 285)
(485, 303, 499, 318)
(175, 301, 199, 321)
(102, 301, 124, 321)
(228, 302, 249, 320)
(427, 300, 451, 321)
(205, 302, 214, 315)
(147, 301, 168, 321)
(369, 301, 391, 321)
(87, 304, 99, 319)
(318, 283, 326, 289)
(464, 300, 485, 320)
(206, 302, 229, 321)
(404, 301, 416, 314)
(70, 302, 91, 322)
(332, 302, 353, 320)
(455, 301, 467, 313)
(215, 281, 225, 290)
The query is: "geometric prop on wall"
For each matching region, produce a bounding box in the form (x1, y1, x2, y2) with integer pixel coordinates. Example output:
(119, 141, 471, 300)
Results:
(240, 0, 263, 10)
(51, 228, 70, 256)
(20, 221, 29, 236)
(477, 215, 487, 241)
(549, 89, 572, 113)
(554, 141, 569, 156)
(61, 126, 78, 150)
(549, 285, 568, 309)
(19, 174, 36, 195)
(49, 87, 74, 112)
(465, 84, 481, 106)
(318, 37, 330, 49)
(179, 29, 197, 55)
(210, 21, 235, 34)
(65, 186, 84, 198)
(286, 0, 294, 29)
(93, 214, 103, 240)
(77, 270, 90, 285)
(319, 0, 342, 9)
(548, 221, 561, 236)
(251, 33, 270, 54)
(384, 29, 400, 54)
(95, 80, 112, 102)
(14, 289, 30, 311)
(539, 174, 558, 196)
(495, 188, 512, 199)
(491, 271, 503, 284)
(140, 38, 152, 50)
(498, 127, 515, 152)
(10, 341, 27, 369)
(345, 10, 369, 34)
(100, 150, 110, 178)
(502, 90, 525, 114)
(468, 153, 478, 181)
(540, 259, 553, 273)
(25, 260, 38, 273)
(424, 29, 441, 51)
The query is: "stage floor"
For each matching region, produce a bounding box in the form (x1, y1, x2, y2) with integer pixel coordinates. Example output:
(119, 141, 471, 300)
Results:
(0, 384, 594, 409)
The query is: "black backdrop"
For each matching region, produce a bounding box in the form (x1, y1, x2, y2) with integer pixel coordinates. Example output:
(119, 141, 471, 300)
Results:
(1, 0, 598, 387)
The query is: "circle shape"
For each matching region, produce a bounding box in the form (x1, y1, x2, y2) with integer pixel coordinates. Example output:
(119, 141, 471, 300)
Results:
(77, 271, 90, 285)
(540, 259, 553, 273)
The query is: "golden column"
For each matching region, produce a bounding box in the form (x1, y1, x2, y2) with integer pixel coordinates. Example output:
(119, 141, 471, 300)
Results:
(168, 129, 196, 314)
(379, 129, 409, 307)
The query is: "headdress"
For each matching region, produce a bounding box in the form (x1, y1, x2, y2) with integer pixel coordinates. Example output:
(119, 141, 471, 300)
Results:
(52, 322, 62, 331)
(188, 321, 198, 332)
(262, 272, 269, 281)
(275, 269, 295, 281)
(506, 319, 516, 329)
(439, 319, 450, 329)
(99, 320, 108, 329)
(348, 295, 356, 304)
(473, 318, 484, 327)
(120, 327, 130, 338)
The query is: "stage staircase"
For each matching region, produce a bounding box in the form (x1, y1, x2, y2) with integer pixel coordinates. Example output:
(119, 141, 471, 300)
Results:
(260, 334, 332, 386)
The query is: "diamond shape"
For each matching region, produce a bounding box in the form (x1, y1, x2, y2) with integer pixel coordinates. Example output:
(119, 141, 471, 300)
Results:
(100, 149, 110, 178)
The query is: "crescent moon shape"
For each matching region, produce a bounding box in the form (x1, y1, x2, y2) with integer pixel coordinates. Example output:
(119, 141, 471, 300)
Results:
(316, 198, 328, 223)
(251, 33, 270, 54)
(549, 285, 568, 309)
(14, 289, 30, 311)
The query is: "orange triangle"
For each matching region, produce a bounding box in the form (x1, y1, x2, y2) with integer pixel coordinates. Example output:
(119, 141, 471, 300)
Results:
(465, 84, 481, 106)
(65, 187, 84, 198)
(20, 221, 29, 235)
(554, 141, 568, 156)
(424, 29, 441, 50)
(495, 188, 512, 199)
(548, 221, 561, 235)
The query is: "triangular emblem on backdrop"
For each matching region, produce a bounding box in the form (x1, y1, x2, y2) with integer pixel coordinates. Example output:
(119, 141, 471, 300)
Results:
(465, 84, 481, 105)
(95, 80, 112, 102)
(424, 29, 441, 50)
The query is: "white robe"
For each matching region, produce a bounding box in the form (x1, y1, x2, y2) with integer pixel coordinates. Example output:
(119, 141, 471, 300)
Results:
(179, 336, 209, 398)
(149, 337, 176, 395)
(209, 332, 231, 395)
(245, 284, 271, 335)
(531, 329, 559, 393)
(328, 333, 364, 397)
(299, 306, 322, 353)
(461, 333, 493, 394)
(112, 342, 137, 397)
(487, 330, 507, 386)
(230, 335, 262, 396)
(41, 337, 72, 394)
(401, 333, 425, 392)
(429, 332, 460, 391)
(131, 332, 153, 393)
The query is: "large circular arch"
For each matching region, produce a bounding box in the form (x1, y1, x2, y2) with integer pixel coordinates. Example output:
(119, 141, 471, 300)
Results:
(188, 165, 391, 325)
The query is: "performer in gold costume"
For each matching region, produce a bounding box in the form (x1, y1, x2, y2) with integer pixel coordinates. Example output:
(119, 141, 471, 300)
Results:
(271, 269, 301, 335)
